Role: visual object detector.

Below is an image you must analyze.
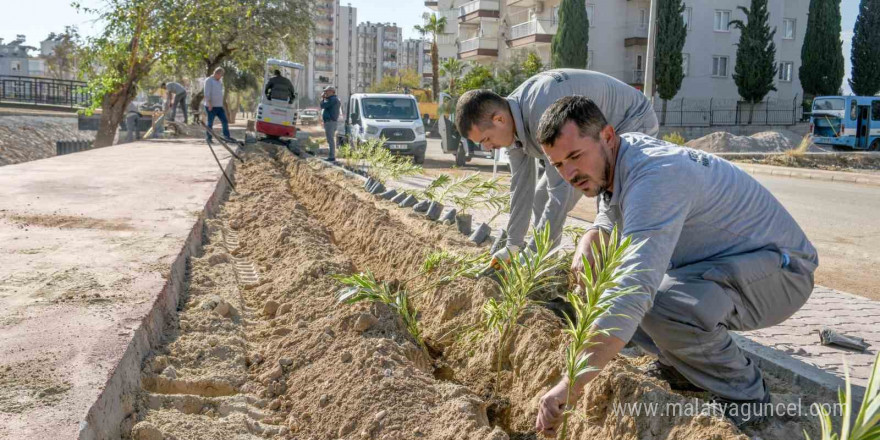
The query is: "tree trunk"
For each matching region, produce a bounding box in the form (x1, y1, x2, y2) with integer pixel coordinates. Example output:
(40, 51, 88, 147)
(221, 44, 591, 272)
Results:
(431, 39, 440, 101)
(661, 99, 668, 126)
(94, 86, 134, 148)
(748, 102, 755, 125)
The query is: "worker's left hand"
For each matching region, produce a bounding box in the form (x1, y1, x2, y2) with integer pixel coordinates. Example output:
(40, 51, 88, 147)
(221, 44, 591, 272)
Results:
(535, 380, 578, 437)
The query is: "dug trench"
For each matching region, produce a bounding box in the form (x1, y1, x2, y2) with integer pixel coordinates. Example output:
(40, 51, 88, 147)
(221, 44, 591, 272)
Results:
(127, 144, 824, 440)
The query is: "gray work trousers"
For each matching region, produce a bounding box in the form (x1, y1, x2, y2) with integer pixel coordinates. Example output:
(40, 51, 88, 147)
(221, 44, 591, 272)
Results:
(125, 112, 140, 143)
(324, 121, 338, 159)
(630, 248, 815, 401)
(169, 92, 188, 123)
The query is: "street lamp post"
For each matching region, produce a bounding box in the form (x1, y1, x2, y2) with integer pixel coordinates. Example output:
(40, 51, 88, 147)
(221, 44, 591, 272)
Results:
(644, 0, 659, 101)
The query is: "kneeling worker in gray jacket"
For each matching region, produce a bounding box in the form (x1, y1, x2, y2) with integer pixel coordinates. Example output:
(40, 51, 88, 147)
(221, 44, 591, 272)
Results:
(532, 96, 818, 435)
(455, 69, 658, 261)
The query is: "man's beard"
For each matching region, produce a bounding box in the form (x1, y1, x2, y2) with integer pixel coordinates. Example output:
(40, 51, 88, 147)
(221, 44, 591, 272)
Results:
(570, 146, 611, 194)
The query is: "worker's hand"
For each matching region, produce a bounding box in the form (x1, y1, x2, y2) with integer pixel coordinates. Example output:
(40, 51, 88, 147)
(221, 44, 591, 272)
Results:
(207, 105, 213, 112)
(535, 380, 579, 437)
(489, 245, 520, 271)
(570, 229, 603, 287)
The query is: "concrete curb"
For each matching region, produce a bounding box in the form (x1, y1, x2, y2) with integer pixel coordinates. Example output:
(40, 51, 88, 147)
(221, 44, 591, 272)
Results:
(733, 334, 865, 406)
(732, 163, 880, 187)
(77, 152, 237, 440)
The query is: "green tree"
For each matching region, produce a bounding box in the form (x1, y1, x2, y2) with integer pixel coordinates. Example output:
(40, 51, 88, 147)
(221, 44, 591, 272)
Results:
(731, 0, 778, 124)
(439, 58, 465, 94)
(368, 69, 422, 93)
(655, 0, 688, 125)
(414, 14, 447, 101)
(78, 0, 189, 147)
(551, 0, 590, 68)
(46, 27, 84, 80)
(180, 0, 312, 114)
(453, 64, 495, 96)
(522, 51, 545, 77)
(850, 0, 880, 96)
(800, 0, 845, 99)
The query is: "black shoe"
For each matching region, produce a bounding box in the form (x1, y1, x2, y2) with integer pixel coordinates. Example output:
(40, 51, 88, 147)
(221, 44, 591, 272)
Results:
(709, 382, 771, 427)
(642, 360, 704, 392)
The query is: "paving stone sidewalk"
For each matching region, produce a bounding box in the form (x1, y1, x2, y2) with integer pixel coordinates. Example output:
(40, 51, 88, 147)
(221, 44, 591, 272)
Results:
(387, 172, 879, 389)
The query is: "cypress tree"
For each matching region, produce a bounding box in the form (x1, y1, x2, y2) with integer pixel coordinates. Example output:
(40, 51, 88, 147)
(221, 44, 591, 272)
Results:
(850, 0, 880, 96)
(551, 0, 590, 69)
(655, 0, 688, 125)
(800, 0, 845, 99)
(731, 0, 778, 124)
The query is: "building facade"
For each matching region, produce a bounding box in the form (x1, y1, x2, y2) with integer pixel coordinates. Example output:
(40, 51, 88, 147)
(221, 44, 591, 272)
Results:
(355, 22, 403, 93)
(0, 36, 32, 76)
(335, 4, 358, 106)
(425, 0, 808, 102)
(307, 0, 338, 103)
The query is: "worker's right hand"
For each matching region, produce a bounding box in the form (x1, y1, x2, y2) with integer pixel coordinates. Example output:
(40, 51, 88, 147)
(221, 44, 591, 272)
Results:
(489, 245, 520, 271)
(207, 105, 213, 112)
(571, 229, 603, 286)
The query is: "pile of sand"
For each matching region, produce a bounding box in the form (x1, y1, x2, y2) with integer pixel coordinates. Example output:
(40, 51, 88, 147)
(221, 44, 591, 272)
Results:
(686, 130, 809, 153)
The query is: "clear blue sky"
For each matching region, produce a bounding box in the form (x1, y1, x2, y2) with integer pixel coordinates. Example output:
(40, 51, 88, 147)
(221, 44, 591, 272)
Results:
(0, 0, 860, 92)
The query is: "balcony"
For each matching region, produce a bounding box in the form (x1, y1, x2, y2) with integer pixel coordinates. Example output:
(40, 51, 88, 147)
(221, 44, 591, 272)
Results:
(425, 0, 438, 9)
(459, 1, 500, 24)
(624, 23, 649, 47)
(507, 0, 538, 6)
(459, 37, 499, 60)
(508, 19, 557, 47)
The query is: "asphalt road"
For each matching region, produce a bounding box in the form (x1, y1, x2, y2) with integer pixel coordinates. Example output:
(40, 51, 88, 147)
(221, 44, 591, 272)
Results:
(423, 139, 880, 300)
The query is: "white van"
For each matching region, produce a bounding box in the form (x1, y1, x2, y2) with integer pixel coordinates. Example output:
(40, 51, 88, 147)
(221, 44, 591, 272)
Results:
(346, 93, 427, 164)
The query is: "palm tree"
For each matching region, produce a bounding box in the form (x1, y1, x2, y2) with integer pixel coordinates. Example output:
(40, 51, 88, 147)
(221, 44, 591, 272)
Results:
(414, 13, 447, 100)
(439, 58, 466, 95)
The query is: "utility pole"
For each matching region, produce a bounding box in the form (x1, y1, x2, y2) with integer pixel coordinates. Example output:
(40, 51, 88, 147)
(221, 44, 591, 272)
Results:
(644, 0, 659, 101)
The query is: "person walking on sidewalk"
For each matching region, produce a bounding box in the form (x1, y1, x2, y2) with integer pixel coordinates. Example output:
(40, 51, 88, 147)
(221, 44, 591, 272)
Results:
(532, 96, 818, 435)
(320, 86, 341, 161)
(454, 69, 658, 263)
(203, 67, 230, 142)
(162, 81, 188, 123)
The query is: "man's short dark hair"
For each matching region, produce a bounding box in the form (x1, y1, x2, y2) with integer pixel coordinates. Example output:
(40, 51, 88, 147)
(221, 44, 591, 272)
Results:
(536, 96, 608, 147)
(160, 82, 167, 88)
(274, 69, 281, 76)
(454, 89, 508, 136)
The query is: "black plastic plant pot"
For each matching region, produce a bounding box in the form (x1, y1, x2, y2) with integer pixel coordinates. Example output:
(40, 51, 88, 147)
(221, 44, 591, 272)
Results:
(369, 182, 386, 195)
(469, 223, 491, 245)
(455, 213, 473, 236)
(439, 208, 457, 225)
(490, 229, 508, 254)
(364, 177, 375, 190)
(390, 192, 408, 204)
(380, 189, 398, 200)
(413, 200, 430, 213)
(425, 202, 444, 221)
(400, 195, 418, 208)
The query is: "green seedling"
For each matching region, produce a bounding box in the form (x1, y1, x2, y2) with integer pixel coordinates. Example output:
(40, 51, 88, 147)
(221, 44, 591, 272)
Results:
(806, 351, 880, 440)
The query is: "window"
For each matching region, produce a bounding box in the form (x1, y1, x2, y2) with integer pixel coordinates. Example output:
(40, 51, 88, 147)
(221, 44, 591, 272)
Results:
(851, 100, 858, 120)
(640, 9, 649, 28)
(587, 50, 594, 69)
(714, 10, 731, 32)
(551, 6, 559, 24)
(783, 19, 795, 40)
(872, 101, 880, 121)
(712, 56, 729, 77)
(11, 61, 21, 72)
(636, 55, 643, 70)
(682, 53, 690, 76)
(682, 7, 692, 30)
(586, 4, 595, 26)
(778, 62, 793, 82)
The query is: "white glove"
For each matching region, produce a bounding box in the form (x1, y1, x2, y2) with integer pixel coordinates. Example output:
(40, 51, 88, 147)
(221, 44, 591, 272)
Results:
(490, 245, 520, 270)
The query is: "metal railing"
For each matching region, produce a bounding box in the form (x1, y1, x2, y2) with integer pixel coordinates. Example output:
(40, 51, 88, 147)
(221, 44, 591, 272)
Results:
(459, 37, 498, 54)
(509, 19, 557, 40)
(632, 70, 645, 84)
(0, 75, 91, 108)
(654, 97, 804, 127)
(459, 0, 500, 17)
(626, 23, 649, 39)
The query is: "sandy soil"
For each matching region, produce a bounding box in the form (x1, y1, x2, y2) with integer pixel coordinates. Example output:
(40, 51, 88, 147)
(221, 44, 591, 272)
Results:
(125, 146, 829, 440)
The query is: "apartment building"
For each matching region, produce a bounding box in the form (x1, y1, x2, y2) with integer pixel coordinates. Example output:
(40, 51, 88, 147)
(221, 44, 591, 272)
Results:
(0, 36, 32, 76)
(335, 4, 358, 105)
(307, 0, 338, 103)
(355, 22, 403, 93)
(425, 0, 808, 102)
(400, 38, 432, 86)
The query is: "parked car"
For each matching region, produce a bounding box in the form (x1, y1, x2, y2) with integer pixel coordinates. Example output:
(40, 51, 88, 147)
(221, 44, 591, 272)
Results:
(299, 108, 319, 126)
(139, 95, 164, 112)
